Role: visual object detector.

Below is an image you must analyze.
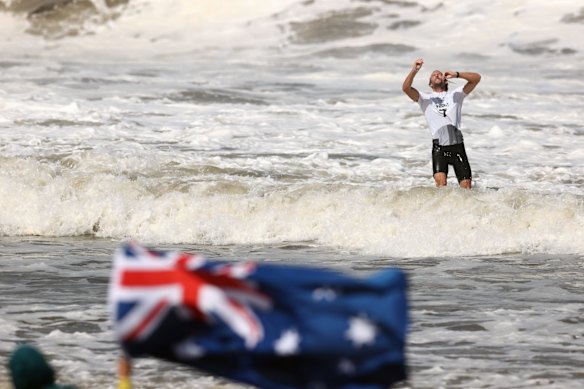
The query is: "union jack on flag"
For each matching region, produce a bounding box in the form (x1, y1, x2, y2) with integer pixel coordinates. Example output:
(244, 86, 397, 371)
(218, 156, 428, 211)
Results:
(109, 242, 408, 389)
(110, 243, 269, 349)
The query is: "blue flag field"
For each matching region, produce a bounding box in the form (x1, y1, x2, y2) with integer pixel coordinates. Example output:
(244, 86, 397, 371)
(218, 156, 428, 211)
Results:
(108, 242, 409, 389)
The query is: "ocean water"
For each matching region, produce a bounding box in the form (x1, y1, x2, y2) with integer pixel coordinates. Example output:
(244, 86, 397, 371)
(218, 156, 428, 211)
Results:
(0, 0, 583, 388)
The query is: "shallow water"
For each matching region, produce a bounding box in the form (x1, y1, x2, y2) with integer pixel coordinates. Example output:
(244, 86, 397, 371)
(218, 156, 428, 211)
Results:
(1, 238, 583, 388)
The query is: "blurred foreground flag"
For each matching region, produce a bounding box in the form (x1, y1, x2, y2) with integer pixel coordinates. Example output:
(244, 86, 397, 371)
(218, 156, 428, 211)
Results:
(109, 242, 408, 389)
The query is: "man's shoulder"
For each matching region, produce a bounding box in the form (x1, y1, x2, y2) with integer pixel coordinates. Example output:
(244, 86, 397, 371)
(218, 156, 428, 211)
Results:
(418, 90, 432, 99)
(450, 85, 466, 94)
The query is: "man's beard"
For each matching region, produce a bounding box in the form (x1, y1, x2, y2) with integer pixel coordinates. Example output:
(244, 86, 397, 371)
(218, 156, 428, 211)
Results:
(431, 80, 447, 91)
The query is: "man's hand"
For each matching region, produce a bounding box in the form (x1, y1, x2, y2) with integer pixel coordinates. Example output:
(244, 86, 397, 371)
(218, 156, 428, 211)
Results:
(444, 70, 457, 79)
(413, 58, 424, 72)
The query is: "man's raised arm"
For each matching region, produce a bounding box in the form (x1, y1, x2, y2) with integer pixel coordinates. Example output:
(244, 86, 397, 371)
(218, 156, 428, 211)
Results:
(445, 70, 481, 94)
(402, 58, 423, 102)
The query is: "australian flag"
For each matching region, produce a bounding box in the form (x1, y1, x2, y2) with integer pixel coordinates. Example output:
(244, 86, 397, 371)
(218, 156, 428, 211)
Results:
(108, 242, 409, 389)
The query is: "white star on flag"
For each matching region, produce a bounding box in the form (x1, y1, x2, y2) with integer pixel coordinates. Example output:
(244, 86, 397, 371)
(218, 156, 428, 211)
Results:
(312, 287, 337, 301)
(345, 316, 377, 347)
(274, 329, 300, 355)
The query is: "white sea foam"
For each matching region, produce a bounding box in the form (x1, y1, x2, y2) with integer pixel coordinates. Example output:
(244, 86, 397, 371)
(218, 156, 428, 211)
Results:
(2, 0, 583, 61)
(0, 0, 583, 258)
(1, 155, 582, 257)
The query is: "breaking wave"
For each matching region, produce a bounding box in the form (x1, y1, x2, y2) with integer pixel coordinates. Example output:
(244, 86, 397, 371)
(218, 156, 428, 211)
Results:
(1, 155, 582, 258)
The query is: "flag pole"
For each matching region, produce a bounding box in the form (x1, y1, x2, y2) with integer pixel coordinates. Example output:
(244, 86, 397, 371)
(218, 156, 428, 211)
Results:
(118, 353, 132, 389)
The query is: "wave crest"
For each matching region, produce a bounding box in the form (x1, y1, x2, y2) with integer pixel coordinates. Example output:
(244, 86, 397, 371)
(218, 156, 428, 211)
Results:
(1, 158, 582, 258)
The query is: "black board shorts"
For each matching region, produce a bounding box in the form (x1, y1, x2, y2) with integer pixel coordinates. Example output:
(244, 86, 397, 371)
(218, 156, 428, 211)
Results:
(432, 140, 472, 182)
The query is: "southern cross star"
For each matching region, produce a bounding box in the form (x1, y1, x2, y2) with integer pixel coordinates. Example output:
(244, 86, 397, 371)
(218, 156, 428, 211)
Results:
(345, 316, 377, 347)
(275, 328, 300, 355)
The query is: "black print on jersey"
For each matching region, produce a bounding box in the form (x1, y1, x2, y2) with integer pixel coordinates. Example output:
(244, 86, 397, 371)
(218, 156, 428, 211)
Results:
(436, 103, 448, 117)
(431, 98, 449, 118)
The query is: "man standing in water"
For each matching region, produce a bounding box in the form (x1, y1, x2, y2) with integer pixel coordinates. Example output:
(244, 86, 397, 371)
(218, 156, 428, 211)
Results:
(402, 58, 481, 189)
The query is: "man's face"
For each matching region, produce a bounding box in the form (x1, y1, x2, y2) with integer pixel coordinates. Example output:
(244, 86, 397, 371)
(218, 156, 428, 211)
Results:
(429, 70, 445, 89)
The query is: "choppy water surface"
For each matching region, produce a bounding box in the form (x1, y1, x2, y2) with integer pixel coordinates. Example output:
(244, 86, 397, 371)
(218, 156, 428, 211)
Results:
(1, 1, 583, 388)
(0, 238, 582, 389)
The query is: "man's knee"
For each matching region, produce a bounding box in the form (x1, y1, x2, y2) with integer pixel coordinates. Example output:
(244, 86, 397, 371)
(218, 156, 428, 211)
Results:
(434, 172, 447, 186)
(459, 179, 472, 189)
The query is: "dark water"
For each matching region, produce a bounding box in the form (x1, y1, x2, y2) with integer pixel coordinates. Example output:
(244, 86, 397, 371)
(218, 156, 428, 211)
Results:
(1, 237, 582, 389)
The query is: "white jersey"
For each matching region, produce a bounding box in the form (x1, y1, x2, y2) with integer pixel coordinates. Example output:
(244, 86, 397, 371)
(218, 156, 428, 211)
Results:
(418, 85, 467, 146)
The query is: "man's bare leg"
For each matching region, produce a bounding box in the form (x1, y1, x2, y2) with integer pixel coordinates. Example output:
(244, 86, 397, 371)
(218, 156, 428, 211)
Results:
(459, 179, 472, 189)
(434, 172, 447, 187)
